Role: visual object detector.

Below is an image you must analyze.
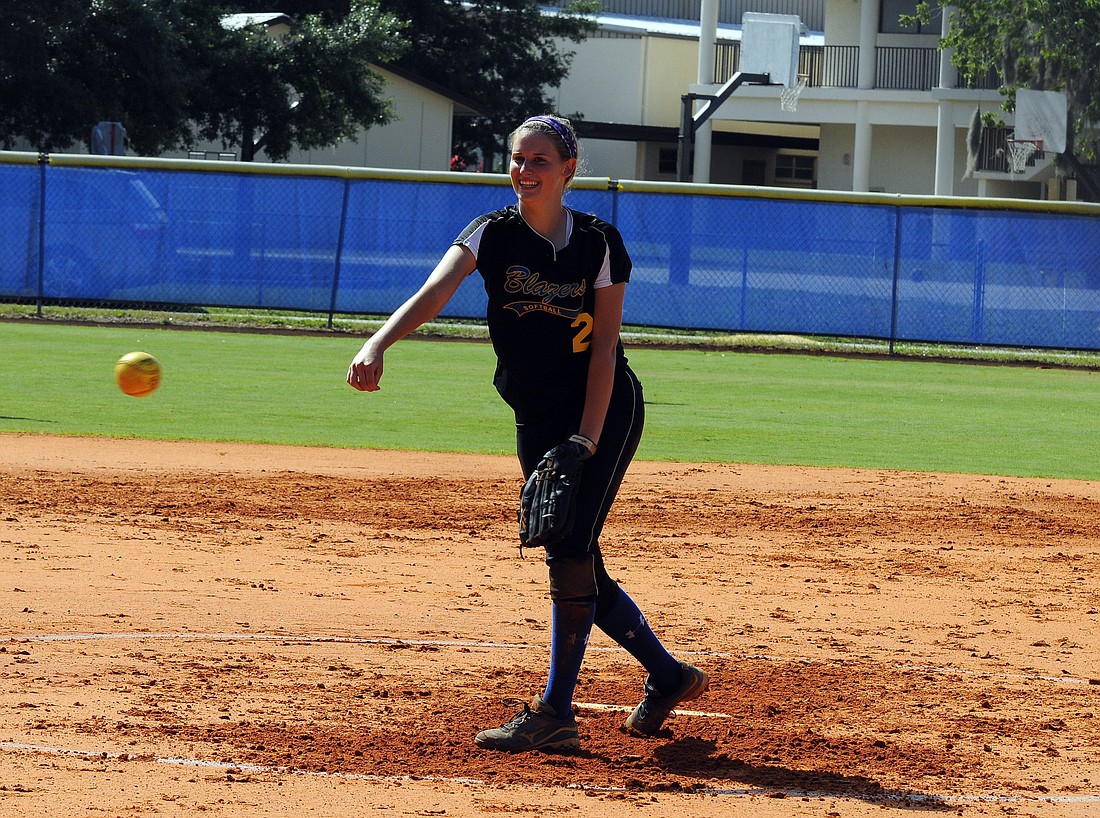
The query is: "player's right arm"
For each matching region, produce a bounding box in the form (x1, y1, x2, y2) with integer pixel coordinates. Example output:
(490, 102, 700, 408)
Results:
(347, 244, 476, 392)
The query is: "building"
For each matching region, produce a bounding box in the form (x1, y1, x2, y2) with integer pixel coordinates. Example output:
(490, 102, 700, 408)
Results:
(548, 0, 1067, 200)
(175, 13, 483, 171)
(277, 64, 482, 171)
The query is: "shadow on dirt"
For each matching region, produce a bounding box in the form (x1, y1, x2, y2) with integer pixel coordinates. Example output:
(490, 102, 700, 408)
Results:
(650, 737, 953, 811)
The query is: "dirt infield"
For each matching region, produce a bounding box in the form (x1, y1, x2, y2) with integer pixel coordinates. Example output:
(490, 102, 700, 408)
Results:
(2, 433, 1099, 817)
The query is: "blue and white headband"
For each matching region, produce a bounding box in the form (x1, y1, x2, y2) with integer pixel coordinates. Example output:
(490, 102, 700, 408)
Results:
(522, 116, 578, 159)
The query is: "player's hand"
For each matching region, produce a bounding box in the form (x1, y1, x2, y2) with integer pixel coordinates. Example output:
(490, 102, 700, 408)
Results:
(347, 346, 383, 392)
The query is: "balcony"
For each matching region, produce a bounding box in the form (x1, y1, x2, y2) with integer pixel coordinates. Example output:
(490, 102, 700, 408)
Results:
(544, 0, 826, 32)
(975, 127, 1049, 176)
(714, 43, 1000, 91)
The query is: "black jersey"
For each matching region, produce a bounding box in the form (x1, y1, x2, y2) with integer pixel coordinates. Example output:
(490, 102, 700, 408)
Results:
(454, 205, 632, 422)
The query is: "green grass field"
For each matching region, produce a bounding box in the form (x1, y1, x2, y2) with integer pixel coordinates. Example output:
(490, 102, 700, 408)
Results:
(2, 320, 1097, 480)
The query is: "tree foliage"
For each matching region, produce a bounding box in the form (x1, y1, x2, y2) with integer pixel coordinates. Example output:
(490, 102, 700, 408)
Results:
(0, 0, 193, 154)
(0, 0, 406, 160)
(376, 0, 599, 170)
(2, 0, 594, 165)
(190, 2, 406, 161)
(226, 0, 352, 23)
(912, 1, 1100, 193)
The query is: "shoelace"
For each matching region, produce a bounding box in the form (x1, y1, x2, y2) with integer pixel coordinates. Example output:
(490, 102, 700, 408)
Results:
(497, 697, 534, 729)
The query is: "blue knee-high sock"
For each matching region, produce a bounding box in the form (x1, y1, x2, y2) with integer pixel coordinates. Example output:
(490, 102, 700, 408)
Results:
(542, 600, 595, 717)
(595, 587, 682, 694)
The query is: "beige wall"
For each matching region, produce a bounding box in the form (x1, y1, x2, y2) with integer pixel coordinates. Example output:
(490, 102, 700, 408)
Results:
(551, 34, 648, 180)
(824, 0, 941, 47)
(555, 31, 701, 127)
(823, 0, 862, 44)
(640, 37, 703, 126)
(550, 32, 701, 181)
(552, 35, 646, 123)
(578, 139, 644, 181)
(818, 124, 942, 194)
(289, 69, 455, 170)
(868, 125, 937, 192)
(175, 67, 457, 170)
(818, 121, 989, 195)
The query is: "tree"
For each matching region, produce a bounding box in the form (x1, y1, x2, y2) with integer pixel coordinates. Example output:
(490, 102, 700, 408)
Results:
(226, 0, 352, 22)
(911, 1, 1100, 198)
(188, 3, 406, 161)
(376, 0, 598, 171)
(0, 0, 194, 154)
(0, 0, 407, 161)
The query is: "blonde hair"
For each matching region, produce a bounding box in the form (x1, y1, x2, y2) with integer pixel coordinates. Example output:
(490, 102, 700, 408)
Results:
(510, 115, 583, 185)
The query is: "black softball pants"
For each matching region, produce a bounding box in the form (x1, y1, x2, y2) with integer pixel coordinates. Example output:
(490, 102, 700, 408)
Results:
(515, 365, 644, 614)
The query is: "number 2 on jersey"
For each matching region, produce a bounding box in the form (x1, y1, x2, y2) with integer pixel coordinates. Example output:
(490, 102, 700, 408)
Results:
(571, 312, 593, 353)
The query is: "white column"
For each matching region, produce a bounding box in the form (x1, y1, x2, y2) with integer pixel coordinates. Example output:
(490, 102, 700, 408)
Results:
(852, 0, 877, 191)
(853, 101, 872, 191)
(857, 0, 878, 90)
(938, 6, 958, 90)
(693, 0, 719, 183)
(934, 102, 955, 195)
(934, 6, 958, 195)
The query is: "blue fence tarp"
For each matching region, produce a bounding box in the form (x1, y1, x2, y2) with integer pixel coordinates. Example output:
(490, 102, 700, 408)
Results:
(2, 155, 1099, 350)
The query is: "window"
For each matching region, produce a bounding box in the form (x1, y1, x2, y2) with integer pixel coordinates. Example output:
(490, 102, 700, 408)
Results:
(880, 0, 940, 34)
(775, 154, 815, 183)
(658, 147, 678, 175)
(742, 159, 766, 186)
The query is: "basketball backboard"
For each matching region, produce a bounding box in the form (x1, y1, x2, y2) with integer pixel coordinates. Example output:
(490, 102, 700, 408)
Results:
(740, 12, 801, 88)
(1014, 89, 1067, 154)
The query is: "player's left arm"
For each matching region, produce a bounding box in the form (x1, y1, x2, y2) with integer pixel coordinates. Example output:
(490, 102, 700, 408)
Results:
(577, 281, 626, 447)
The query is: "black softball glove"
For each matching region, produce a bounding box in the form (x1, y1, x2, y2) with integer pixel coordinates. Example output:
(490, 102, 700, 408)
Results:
(518, 435, 596, 549)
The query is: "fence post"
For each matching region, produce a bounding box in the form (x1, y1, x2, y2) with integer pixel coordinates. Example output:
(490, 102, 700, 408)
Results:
(739, 244, 749, 329)
(889, 205, 903, 354)
(971, 240, 986, 342)
(36, 153, 48, 318)
(328, 177, 352, 329)
(608, 178, 620, 225)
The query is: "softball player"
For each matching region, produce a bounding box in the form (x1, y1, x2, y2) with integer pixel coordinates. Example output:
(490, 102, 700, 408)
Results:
(348, 115, 707, 752)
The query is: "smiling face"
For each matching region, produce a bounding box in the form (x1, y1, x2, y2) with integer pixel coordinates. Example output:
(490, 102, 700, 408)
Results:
(509, 129, 577, 207)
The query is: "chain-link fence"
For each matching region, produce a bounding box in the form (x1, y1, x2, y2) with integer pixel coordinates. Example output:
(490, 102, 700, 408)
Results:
(3, 153, 1100, 350)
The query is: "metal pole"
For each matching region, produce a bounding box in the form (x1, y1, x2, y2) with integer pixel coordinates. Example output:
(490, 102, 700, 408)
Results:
(677, 94, 696, 182)
(328, 178, 352, 329)
(36, 153, 47, 318)
(678, 72, 771, 182)
(889, 205, 903, 354)
(694, 0, 720, 183)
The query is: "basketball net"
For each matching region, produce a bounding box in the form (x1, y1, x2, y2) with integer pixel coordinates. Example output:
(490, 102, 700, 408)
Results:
(779, 74, 809, 113)
(1006, 138, 1042, 174)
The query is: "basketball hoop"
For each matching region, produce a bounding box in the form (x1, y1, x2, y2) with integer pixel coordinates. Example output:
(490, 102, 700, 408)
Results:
(1006, 138, 1042, 174)
(779, 74, 809, 113)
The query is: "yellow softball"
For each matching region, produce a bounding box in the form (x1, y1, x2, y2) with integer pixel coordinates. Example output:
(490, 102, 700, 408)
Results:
(114, 351, 161, 398)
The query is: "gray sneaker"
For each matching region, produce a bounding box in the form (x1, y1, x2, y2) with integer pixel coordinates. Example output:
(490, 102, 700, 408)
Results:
(475, 696, 580, 752)
(624, 662, 709, 736)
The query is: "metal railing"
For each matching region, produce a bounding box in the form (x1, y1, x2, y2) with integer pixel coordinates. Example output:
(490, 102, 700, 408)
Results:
(802, 45, 858, 88)
(545, 0, 825, 31)
(714, 43, 857, 87)
(963, 67, 1003, 91)
(977, 127, 1046, 174)
(875, 46, 939, 90)
(714, 44, 995, 92)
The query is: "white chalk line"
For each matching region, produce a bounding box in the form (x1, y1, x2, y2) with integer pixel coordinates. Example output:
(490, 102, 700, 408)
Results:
(573, 701, 731, 718)
(4, 630, 1096, 688)
(2, 740, 1097, 806)
(6, 630, 1098, 805)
